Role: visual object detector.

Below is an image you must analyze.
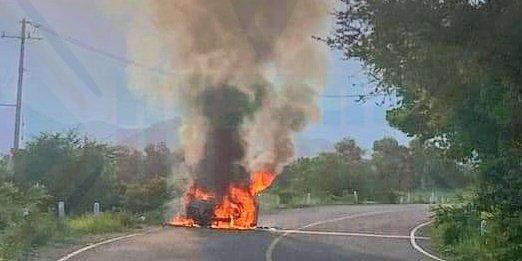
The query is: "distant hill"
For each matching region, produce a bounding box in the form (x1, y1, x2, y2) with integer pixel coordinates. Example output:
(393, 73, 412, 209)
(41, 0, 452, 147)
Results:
(116, 117, 333, 157)
(295, 135, 335, 157)
(116, 118, 181, 149)
(72, 121, 139, 143)
(1, 111, 333, 158)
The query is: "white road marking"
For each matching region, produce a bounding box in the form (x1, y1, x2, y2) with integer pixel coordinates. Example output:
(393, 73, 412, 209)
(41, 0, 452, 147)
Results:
(265, 211, 395, 261)
(56, 229, 157, 261)
(409, 221, 446, 261)
(57, 213, 441, 261)
(270, 229, 430, 240)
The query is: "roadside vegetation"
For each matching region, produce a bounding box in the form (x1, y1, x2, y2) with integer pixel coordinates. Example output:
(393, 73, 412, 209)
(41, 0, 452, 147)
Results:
(263, 137, 472, 208)
(2, 2, 520, 260)
(0, 133, 176, 260)
(327, 1, 521, 260)
(0, 131, 471, 260)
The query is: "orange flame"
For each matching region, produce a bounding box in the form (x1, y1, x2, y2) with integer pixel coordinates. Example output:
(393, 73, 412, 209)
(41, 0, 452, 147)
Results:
(250, 170, 276, 195)
(171, 216, 196, 227)
(186, 185, 214, 202)
(170, 170, 276, 229)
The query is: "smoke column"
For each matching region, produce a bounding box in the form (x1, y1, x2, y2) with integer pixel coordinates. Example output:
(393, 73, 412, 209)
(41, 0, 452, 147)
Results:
(104, 0, 330, 189)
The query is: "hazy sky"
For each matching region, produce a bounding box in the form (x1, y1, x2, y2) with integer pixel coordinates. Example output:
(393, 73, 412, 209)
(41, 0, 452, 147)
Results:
(0, 0, 409, 153)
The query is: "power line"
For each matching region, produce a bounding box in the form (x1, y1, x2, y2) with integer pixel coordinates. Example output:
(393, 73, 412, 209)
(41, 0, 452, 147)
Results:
(38, 24, 388, 101)
(38, 25, 171, 75)
(9, 23, 392, 106)
(320, 93, 387, 98)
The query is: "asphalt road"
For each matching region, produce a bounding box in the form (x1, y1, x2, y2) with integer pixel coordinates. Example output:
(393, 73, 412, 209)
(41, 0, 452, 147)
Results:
(66, 205, 434, 261)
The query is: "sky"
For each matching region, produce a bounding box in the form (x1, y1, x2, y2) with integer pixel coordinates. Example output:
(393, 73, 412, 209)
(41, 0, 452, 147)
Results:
(0, 0, 409, 154)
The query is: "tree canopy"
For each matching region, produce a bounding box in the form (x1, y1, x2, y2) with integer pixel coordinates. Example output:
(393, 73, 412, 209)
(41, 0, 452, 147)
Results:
(327, 1, 521, 259)
(328, 0, 521, 211)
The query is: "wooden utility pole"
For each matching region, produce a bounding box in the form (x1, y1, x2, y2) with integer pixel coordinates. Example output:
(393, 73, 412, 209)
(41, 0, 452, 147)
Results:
(1, 18, 41, 150)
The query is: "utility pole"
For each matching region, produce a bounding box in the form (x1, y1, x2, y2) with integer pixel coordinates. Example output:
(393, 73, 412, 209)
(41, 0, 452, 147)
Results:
(1, 18, 42, 151)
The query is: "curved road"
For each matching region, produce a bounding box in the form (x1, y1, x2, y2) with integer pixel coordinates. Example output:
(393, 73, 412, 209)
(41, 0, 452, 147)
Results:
(65, 205, 433, 261)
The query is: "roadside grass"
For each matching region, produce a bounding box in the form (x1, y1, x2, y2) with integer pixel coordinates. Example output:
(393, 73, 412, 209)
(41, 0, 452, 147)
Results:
(68, 212, 135, 234)
(258, 192, 338, 211)
(8, 211, 161, 261)
(427, 201, 521, 261)
(258, 193, 281, 213)
(406, 189, 461, 204)
(258, 189, 465, 212)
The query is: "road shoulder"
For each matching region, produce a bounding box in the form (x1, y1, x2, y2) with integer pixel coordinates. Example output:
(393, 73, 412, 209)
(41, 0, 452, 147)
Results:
(31, 226, 159, 261)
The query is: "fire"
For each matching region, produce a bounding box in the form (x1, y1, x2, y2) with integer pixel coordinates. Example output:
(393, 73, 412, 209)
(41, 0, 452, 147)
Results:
(171, 216, 196, 227)
(250, 170, 276, 194)
(170, 170, 275, 229)
(184, 185, 215, 202)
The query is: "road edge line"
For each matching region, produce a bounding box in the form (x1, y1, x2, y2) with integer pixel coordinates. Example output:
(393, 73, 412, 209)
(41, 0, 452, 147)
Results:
(271, 229, 430, 240)
(56, 228, 159, 261)
(409, 221, 445, 261)
(265, 211, 391, 261)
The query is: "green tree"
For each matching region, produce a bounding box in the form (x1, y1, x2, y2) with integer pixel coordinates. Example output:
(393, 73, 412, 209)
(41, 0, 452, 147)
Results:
(143, 143, 171, 179)
(0, 156, 9, 181)
(13, 131, 121, 215)
(371, 137, 414, 201)
(275, 139, 374, 203)
(327, 1, 522, 259)
(409, 138, 472, 190)
(335, 137, 364, 162)
(123, 176, 169, 213)
(114, 143, 174, 214)
(114, 143, 173, 183)
(114, 146, 144, 183)
(0, 182, 62, 261)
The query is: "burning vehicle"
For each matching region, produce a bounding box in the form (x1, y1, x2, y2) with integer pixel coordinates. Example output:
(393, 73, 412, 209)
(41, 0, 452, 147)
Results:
(170, 87, 275, 230)
(154, 0, 328, 231)
(172, 169, 273, 229)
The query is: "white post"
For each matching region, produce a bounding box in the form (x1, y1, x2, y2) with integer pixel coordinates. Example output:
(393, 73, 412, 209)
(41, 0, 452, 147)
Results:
(306, 193, 311, 205)
(58, 201, 65, 218)
(407, 191, 411, 204)
(7, 153, 14, 173)
(353, 190, 358, 204)
(93, 202, 100, 215)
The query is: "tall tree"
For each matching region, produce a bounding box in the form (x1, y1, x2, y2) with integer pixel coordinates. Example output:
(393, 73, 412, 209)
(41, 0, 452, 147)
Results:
(144, 142, 171, 179)
(13, 131, 121, 214)
(327, 0, 521, 209)
(409, 138, 472, 190)
(372, 137, 414, 193)
(114, 147, 144, 183)
(335, 137, 364, 162)
(328, 1, 522, 259)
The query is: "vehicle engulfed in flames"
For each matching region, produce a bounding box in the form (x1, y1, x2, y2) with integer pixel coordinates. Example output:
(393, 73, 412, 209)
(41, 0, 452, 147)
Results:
(186, 199, 215, 228)
(170, 170, 274, 230)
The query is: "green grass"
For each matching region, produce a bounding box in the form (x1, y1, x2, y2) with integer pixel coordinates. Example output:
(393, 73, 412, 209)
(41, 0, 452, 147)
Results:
(258, 193, 281, 212)
(68, 212, 134, 234)
(399, 189, 465, 204)
(259, 190, 464, 210)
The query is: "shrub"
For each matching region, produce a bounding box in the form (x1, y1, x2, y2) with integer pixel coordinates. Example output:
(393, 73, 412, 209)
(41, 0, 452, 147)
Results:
(123, 176, 169, 213)
(432, 204, 481, 247)
(68, 212, 134, 234)
(0, 182, 65, 261)
(432, 202, 522, 261)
